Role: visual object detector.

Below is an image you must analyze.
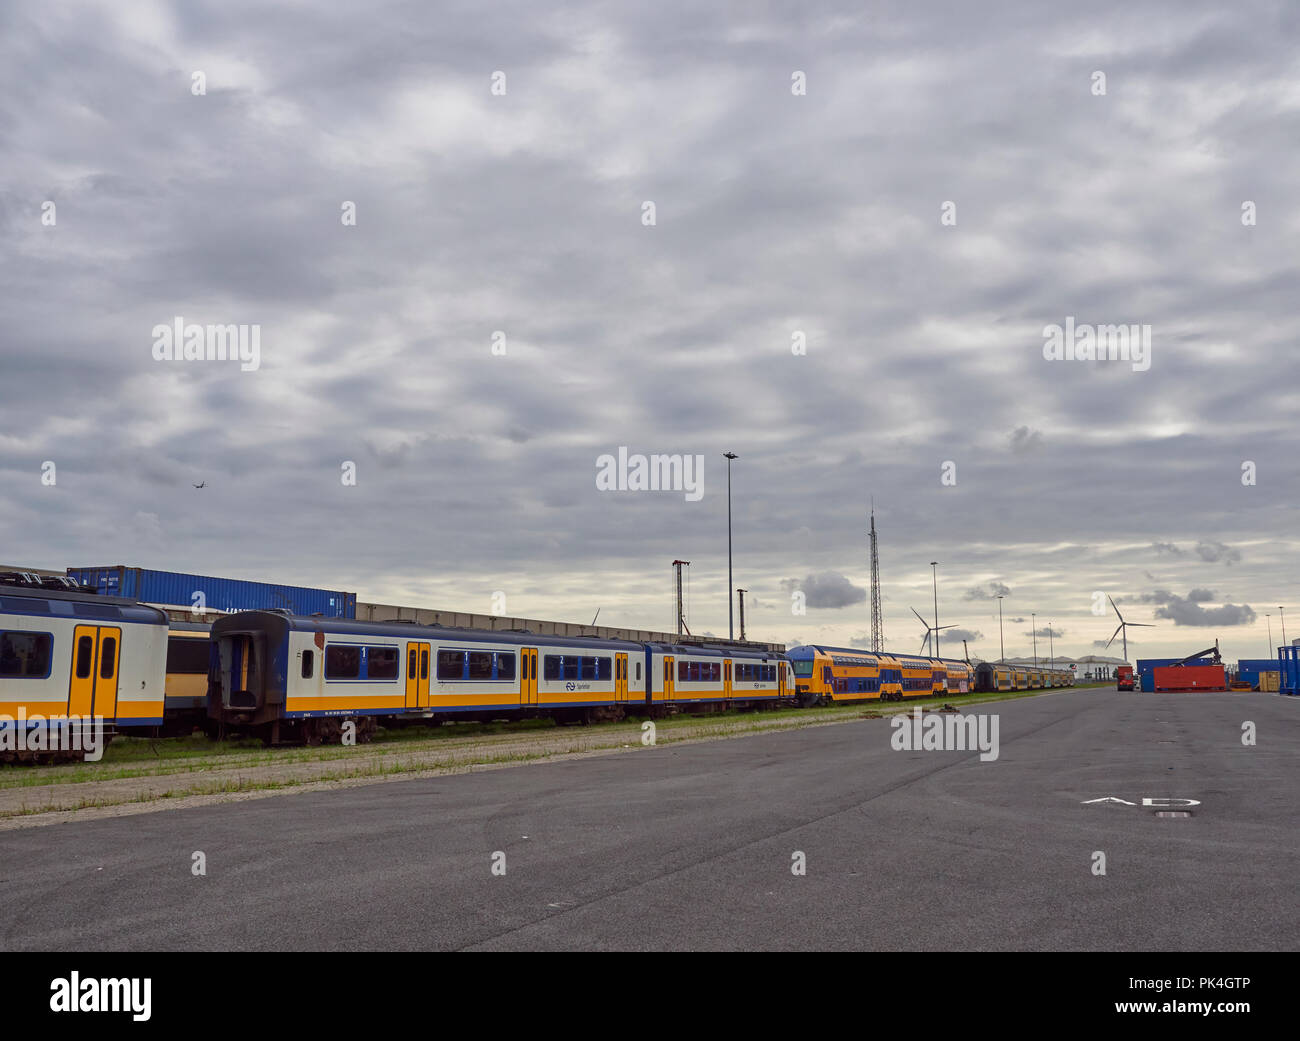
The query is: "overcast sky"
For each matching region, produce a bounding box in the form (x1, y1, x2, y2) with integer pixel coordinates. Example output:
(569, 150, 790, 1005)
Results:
(2, 0, 1297, 662)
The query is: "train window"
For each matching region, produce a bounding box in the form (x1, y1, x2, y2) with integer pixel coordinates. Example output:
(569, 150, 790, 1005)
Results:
(438, 650, 466, 680)
(790, 660, 813, 678)
(598, 657, 611, 681)
(408, 648, 417, 679)
(420, 649, 429, 680)
(467, 652, 493, 680)
(635, 661, 642, 682)
(0, 631, 52, 678)
(98, 637, 117, 678)
(326, 645, 362, 679)
(496, 653, 516, 681)
(677, 661, 688, 681)
(544, 655, 560, 680)
(302, 650, 315, 679)
(367, 646, 400, 680)
(167, 637, 210, 674)
(580, 657, 598, 680)
(76, 635, 94, 679)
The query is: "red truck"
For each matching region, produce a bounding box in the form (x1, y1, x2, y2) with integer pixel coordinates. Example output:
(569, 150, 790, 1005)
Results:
(1116, 665, 1135, 691)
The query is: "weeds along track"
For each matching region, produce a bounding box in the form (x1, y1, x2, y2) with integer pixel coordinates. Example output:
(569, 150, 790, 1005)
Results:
(0, 689, 1065, 828)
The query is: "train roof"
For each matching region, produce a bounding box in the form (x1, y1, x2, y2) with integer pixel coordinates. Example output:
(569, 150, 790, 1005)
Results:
(214, 611, 650, 652)
(788, 644, 970, 666)
(0, 580, 168, 625)
(641, 641, 784, 661)
(212, 612, 788, 659)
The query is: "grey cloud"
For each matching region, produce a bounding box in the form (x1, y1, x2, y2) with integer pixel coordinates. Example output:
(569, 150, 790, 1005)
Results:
(965, 581, 1011, 600)
(1, 0, 1295, 657)
(1195, 541, 1242, 565)
(1008, 427, 1042, 454)
(780, 572, 867, 609)
(1154, 596, 1257, 626)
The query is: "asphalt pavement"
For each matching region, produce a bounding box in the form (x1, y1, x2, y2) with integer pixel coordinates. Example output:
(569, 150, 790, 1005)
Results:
(1, 689, 1295, 950)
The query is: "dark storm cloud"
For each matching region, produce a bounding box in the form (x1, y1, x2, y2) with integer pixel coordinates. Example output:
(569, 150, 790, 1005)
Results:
(781, 572, 866, 609)
(1154, 595, 1257, 626)
(945, 628, 983, 643)
(2, 0, 1297, 654)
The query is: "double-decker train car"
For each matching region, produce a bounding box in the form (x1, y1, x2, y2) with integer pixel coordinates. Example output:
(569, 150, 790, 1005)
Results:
(207, 611, 793, 743)
(786, 645, 973, 706)
(0, 574, 168, 758)
(973, 662, 1074, 692)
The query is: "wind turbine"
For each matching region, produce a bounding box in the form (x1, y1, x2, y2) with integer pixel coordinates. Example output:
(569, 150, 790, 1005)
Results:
(1105, 596, 1154, 663)
(912, 607, 956, 657)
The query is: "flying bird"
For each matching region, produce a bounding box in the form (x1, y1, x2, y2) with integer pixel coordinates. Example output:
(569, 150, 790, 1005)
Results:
(193, 481, 206, 489)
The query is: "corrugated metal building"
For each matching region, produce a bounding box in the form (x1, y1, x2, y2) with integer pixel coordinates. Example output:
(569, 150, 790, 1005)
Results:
(67, 566, 356, 618)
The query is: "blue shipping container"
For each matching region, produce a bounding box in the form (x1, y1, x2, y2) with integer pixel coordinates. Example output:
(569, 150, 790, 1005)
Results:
(66, 566, 356, 618)
(1235, 658, 1280, 688)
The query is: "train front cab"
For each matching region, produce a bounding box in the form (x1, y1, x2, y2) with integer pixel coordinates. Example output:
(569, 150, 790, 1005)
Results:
(1, 583, 168, 755)
(787, 647, 826, 706)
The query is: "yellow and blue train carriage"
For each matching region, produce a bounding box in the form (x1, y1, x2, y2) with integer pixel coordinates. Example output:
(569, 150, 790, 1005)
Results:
(156, 620, 214, 734)
(0, 577, 169, 753)
(786, 644, 972, 706)
(208, 613, 793, 742)
(973, 662, 1075, 692)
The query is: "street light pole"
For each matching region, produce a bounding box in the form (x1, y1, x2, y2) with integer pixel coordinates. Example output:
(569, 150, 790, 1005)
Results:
(724, 452, 738, 640)
(1280, 607, 1288, 649)
(1048, 623, 1054, 669)
(995, 594, 1005, 662)
(1031, 612, 1038, 669)
(930, 561, 939, 658)
(1266, 613, 1274, 657)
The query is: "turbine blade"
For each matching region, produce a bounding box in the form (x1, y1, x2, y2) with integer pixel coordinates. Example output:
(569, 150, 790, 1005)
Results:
(910, 607, 929, 627)
(1109, 595, 1125, 623)
(1127, 623, 1155, 627)
(1105, 624, 1122, 649)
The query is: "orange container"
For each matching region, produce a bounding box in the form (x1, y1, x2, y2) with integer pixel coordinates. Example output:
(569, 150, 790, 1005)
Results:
(1153, 665, 1227, 691)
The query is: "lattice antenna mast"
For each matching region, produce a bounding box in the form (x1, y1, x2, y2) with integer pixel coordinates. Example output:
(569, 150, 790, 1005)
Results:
(672, 560, 691, 637)
(869, 502, 884, 653)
